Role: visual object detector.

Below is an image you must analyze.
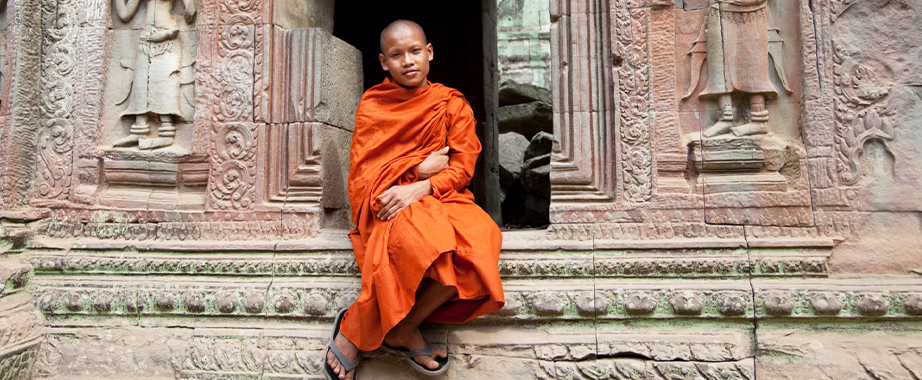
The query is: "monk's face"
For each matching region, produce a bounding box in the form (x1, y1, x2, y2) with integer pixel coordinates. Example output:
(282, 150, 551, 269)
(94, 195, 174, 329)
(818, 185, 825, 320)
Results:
(379, 26, 433, 88)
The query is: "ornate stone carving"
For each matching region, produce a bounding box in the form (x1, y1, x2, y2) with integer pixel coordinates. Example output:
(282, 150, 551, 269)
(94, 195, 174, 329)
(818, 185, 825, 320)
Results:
(0, 292, 42, 380)
(211, 1, 259, 124)
(208, 122, 257, 211)
(243, 292, 265, 314)
(718, 293, 748, 316)
(652, 361, 754, 380)
(614, 2, 654, 203)
(809, 293, 842, 315)
(670, 293, 704, 316)
(624, 294, 657, 315)
(857, 295, 888, 316)
(32, 249, 832, 281)
(34, 0, 77, 201)
(831, 41, 898, 186)
(763, 294, 795, 316)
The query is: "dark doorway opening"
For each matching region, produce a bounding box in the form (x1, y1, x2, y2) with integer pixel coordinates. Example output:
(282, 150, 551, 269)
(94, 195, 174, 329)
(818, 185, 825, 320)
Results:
(333, 2, 501, 224)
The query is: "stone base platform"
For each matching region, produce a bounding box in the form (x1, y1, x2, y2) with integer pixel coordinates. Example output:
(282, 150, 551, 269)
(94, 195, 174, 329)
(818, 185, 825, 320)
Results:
(15, 230, 922, 379)
(30, 321, 922, 379)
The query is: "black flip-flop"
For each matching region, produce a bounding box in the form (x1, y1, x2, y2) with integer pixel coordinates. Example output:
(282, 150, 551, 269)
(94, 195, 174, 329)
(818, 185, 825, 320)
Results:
(324, 308, 361, 380)
(381, 337, 450, 376)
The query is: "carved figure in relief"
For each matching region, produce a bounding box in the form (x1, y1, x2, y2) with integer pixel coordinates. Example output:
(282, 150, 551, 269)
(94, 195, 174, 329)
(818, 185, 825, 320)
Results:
(112, 0, 195, 150)
(684, 0, 792, 138)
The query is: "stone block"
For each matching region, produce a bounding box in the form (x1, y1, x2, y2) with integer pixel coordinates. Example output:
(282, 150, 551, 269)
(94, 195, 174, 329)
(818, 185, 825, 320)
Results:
(273, 0, 334, 32)
(827, 212, 922, 275)
(498, 101, 552, 140)
(524, 131, 553, 162)
(316, 123, 351, 210)
(267, 27, 362, 130)
(498, 80, 551, 106)
(498, 132, 529, 189)
(756, 325, 922, 380)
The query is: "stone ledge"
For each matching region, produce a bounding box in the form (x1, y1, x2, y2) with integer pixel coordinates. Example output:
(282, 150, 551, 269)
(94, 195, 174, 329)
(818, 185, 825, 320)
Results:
(28, 250, 829, 279)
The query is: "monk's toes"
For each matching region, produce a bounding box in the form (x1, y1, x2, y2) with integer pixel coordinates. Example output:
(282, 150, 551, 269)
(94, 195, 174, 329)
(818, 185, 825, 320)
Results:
(417, 356, 438, 370)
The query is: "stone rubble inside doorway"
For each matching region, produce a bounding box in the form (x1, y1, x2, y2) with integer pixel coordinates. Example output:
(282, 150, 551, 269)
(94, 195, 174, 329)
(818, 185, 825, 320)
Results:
(498, 81, 553, 228)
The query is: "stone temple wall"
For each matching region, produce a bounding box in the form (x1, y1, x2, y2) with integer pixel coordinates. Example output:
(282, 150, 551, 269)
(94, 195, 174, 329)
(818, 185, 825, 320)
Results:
(497, 0, 551, 89)
(1, 0, 922, 379)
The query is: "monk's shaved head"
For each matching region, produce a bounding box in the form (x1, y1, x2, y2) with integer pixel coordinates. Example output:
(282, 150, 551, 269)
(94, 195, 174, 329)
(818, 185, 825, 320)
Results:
(380, 19, 427, 53)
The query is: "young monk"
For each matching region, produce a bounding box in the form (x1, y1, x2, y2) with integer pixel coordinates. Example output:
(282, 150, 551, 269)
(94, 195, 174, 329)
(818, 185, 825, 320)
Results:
(324, 20, 505, 380)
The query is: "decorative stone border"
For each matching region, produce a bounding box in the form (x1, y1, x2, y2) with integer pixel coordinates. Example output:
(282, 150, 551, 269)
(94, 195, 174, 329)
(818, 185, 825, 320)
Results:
(31, 279, 922, 321)
(30, 252, 828, 279)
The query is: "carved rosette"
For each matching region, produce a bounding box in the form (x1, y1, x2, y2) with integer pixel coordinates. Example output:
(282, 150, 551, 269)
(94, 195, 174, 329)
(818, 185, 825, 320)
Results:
(208, 122, 257, 211)
(613, 1, 654, 203)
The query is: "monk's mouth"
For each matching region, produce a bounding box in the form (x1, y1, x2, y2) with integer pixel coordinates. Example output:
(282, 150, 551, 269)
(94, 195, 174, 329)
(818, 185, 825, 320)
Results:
(403, 70, 418, 76)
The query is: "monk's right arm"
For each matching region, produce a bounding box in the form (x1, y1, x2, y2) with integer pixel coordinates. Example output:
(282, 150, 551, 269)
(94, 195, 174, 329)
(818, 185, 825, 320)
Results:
(427, 97, 480, 198)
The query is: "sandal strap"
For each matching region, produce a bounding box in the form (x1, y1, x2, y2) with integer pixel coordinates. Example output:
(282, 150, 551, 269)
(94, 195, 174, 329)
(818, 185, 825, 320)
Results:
(328, 339, 360, 371)
(404, 338, 433, 358)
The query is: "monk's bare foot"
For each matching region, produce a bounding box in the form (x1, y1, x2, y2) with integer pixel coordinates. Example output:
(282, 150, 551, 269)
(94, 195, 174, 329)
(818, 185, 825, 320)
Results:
(383, 325, 446, 370)
(326, 332, 359, 380)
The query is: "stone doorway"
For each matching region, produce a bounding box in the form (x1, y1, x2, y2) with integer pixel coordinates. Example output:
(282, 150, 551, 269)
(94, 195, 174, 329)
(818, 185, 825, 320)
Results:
(332, 1, 502, 224)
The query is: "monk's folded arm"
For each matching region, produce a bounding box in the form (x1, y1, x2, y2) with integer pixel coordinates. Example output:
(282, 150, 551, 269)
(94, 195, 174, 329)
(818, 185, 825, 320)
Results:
(428, 97, 481, 198)
(417, 147, 450, 180)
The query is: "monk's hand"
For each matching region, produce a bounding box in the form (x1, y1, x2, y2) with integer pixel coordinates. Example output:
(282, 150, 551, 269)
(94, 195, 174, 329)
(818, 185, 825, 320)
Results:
(417, 147, 450, 180)
(376, 180, 433, 221)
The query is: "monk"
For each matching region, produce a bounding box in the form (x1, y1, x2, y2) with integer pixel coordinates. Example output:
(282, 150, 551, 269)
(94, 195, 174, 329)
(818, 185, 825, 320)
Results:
(324, 20, 505, 380)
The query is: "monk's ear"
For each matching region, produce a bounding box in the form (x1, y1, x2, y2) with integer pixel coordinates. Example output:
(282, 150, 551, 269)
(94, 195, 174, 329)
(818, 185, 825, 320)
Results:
(427, 43, 433, 62)
(379, 53, 388, 71)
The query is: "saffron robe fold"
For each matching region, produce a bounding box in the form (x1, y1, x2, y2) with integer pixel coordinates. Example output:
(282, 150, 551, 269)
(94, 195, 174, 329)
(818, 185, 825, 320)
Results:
(342, 78, 504, 351)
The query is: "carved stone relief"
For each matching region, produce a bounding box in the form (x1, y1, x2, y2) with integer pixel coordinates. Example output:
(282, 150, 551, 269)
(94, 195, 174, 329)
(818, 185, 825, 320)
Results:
(548, 0, 815, 230)
(814, 0, 922, 212)
(6, 0, 361, 240)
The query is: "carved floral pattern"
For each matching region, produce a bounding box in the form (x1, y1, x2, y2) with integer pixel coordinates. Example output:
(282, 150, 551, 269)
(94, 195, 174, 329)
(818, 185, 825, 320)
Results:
(831, 41, 898, 186)
(209, 123, 257, 210)
(31, 252, 825, 279)
(614, 3, 654, 203)
(40, 219, 318, 240)
(34, 1, 79, 201)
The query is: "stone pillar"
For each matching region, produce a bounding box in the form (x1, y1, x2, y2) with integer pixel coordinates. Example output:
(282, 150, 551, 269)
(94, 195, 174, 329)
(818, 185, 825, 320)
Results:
(0, 0, 41, 212)
(0, 3, 45, 378)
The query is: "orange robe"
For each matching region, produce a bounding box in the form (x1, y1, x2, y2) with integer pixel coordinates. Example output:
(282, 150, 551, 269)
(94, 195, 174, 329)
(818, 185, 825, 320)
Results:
(341, 78, 505, 351)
